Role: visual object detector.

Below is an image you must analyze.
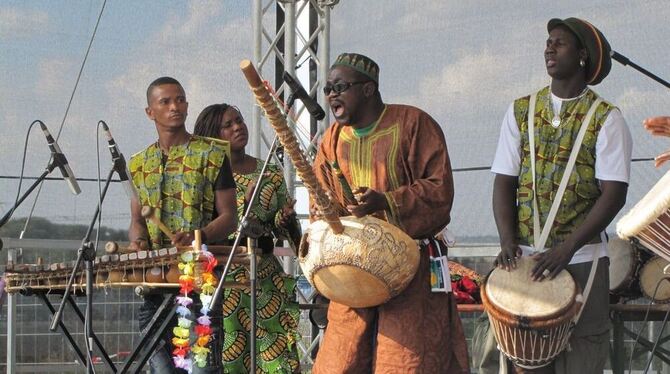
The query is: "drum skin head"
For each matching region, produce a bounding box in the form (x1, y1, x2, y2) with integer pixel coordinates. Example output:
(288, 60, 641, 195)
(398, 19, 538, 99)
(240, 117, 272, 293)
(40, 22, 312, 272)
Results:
(640, 256, 670, 303)
(486, 257, 576, 318)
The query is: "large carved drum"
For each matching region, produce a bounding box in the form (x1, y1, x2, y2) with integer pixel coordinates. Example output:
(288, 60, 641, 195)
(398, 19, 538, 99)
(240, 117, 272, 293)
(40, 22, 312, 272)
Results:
(482, 257, 582, 369)
(300, 215, 420, 308)
(618, 169, 670, 262)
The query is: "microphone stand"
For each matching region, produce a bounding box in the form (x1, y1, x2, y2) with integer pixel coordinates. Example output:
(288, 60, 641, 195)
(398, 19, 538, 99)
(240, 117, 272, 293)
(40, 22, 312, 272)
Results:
(0, 153, 65, 228)
(612, 51, 670, 89)
(49, 157, 125, 373)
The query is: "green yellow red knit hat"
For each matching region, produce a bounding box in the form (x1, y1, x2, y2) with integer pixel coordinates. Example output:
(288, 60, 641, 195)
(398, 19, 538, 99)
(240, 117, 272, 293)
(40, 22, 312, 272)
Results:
(331, 53, 380, 83)
(548, 17, 612, 85)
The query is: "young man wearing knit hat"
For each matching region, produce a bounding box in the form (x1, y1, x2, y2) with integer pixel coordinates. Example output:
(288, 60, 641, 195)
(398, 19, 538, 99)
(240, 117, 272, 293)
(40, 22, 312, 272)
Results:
(475, 17, 632, 373)
(310, 52, 470, 373)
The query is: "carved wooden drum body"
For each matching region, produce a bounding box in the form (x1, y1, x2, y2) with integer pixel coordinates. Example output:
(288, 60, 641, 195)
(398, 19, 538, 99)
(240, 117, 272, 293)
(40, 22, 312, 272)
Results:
(481, 257, 582, 369)
(299, 215, 420, 308)
(618, 169, 670, 262)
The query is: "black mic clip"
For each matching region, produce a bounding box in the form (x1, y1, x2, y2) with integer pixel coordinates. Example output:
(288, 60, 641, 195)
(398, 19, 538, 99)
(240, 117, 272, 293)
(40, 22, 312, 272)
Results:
(286, 92, 300, 112)
(610, 51, 630, 66)
(48, 151, 69, 172)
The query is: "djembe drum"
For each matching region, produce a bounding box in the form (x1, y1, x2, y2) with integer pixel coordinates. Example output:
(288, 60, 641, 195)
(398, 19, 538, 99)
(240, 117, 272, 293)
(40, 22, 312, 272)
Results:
(240, 60, 420, 308)
(481, 257, 582, 369)
(609, 237, 649, 300)
(618, 169, 670, 262)
(639, 256, 670, 303)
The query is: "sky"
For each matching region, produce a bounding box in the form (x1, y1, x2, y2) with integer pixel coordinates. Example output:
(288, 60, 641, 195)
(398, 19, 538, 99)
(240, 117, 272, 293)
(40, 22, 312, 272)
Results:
(1, 0, 669, 243)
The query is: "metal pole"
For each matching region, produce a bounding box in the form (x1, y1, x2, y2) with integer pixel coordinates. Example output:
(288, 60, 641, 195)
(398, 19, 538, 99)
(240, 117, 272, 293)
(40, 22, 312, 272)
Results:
(251, 0, 262, 158)
(318, 2, 331, 134)
(7, 248, 18, 373)
(248, 237, 257, 374)
(284, 1, 297, 198)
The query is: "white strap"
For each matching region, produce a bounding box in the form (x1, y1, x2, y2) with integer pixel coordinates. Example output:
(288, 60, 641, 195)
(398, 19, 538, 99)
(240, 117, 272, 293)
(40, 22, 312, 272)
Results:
(528, 94, 540, 248)
(529, 95, 603, 251)
(574, 248, 600, 324)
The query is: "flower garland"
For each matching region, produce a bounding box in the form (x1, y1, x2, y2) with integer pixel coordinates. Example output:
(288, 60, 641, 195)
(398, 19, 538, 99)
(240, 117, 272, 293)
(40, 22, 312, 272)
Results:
(172, 243, 218, 372)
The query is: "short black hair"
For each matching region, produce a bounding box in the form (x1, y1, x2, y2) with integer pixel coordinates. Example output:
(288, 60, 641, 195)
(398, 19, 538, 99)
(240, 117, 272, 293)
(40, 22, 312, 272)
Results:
(146, 76, 183, 105)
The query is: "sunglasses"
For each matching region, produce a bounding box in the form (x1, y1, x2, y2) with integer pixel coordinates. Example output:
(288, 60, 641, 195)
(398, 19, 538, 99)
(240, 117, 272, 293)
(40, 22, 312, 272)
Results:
(323, 81, 370, 96)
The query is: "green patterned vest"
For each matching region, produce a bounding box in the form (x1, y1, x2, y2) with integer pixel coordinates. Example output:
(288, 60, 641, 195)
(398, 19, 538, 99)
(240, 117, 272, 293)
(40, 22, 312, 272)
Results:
(515, 86, 614, 248)
(129, 135, 230, 249)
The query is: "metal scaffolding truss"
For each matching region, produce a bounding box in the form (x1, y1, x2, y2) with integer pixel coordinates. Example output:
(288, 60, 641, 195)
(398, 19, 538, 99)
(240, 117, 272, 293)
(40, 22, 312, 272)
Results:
(251, 0, 338, 368)
(250, 0, 336, 159)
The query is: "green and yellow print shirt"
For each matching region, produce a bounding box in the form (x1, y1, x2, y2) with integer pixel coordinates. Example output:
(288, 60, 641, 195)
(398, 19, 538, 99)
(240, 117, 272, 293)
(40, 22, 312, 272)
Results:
(514, 86, 615, 248)
(129, 135, 230, 249)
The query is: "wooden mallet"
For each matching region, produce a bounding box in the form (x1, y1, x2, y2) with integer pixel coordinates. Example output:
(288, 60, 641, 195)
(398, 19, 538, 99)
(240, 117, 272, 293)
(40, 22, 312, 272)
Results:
(141, 206, 175, 241)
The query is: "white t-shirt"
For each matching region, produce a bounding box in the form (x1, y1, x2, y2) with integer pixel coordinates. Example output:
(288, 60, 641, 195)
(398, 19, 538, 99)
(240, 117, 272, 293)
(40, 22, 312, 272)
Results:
(491, 90, 633, 264)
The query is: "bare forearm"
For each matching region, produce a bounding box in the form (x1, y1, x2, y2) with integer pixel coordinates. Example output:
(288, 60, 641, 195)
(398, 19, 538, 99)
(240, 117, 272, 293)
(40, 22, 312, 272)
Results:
(128, 198, 148, 242)
(202, 211, 237, 243)
(129, 219, 148, 241)
(492, 174, 519, 246)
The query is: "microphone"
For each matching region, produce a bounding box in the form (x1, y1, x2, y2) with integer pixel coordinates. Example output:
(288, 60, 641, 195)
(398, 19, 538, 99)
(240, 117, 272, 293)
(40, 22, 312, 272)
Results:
(610, 51, 630, 66)
(282, 71, 326, 120)
(39, 122, 81, 195)
(100, 122, 138, 201)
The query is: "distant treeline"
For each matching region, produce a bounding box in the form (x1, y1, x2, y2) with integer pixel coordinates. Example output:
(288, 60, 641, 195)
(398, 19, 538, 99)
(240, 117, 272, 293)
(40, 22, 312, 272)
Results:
(0, 217, 127, 241)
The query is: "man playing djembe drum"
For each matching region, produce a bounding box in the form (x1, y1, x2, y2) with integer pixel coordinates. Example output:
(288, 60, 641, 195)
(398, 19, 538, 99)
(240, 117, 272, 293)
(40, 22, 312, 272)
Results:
(128, 77, 238, 372)
(310, 53, 470, 373)
(475, 18, 632, 373)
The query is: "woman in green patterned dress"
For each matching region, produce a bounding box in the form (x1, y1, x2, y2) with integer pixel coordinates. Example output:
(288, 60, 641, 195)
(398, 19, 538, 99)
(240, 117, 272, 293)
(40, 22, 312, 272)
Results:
(194, 103, 302, 373)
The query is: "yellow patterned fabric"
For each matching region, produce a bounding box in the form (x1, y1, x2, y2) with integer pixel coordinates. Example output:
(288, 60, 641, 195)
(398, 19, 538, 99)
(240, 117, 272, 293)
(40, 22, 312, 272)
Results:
(129, 136, 230, 249)
(514, 86, 615, 248)
(222, 158, 301, 373)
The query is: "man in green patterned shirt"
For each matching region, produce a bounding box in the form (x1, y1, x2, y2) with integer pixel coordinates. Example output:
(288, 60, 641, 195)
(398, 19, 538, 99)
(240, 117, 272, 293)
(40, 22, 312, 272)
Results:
(475, 18, 632, 374)
(128, 76, 237, 373)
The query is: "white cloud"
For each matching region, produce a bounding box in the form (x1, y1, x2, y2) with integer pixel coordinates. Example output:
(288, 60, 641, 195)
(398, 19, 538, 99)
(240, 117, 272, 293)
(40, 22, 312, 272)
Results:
(0, 6, 50, 39)
(36, 58, 75, 95)
(108, 3, 251, 110)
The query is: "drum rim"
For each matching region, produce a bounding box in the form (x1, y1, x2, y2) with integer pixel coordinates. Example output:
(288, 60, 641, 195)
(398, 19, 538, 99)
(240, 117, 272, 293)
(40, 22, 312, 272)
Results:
(483, 258, 578, 319)
(481, 279, 580, 329)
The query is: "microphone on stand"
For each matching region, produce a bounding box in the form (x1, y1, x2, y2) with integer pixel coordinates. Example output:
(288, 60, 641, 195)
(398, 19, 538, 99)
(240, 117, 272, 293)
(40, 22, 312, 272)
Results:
(100, 121, 138, 201)
(39, 122, 81, 195)
(611, 50, 670, 89)
(610, 51, 630, 66)
(282, 71, 326, 120)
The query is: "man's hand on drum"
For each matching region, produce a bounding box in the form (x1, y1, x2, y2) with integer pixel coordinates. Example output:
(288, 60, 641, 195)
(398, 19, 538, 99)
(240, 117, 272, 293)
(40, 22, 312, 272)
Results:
(644, 116, 670, 167)
(530, 242, 573, 281)
(347, 187, 388, 218)
(494, 242, 521, 271)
